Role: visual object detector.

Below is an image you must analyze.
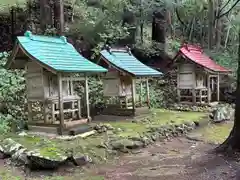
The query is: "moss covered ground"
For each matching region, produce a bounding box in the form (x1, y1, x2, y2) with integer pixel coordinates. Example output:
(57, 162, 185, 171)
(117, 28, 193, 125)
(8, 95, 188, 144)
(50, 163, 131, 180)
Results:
(0, 109, 206, 162)
(193, 121, 233, 144)
(0, 108, 207, 179)
(108, 109, 205, 138)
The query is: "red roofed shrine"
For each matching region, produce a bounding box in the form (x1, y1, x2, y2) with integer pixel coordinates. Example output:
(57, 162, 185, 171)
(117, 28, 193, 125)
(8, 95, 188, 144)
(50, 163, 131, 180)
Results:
(174, 44, 231, 104)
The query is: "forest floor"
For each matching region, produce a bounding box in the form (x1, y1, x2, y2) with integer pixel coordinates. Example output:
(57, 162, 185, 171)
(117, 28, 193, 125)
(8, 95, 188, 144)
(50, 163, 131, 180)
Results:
(0, 111, 238, 180)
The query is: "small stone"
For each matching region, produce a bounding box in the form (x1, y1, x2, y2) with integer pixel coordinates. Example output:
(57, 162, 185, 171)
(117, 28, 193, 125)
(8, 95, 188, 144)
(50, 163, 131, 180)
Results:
(0, 151, 6, 159)
(18, 132, 28, 136)
(116, 128, 122, 132)
(193, 121, 200, 127)
(72, 155, 92, 166)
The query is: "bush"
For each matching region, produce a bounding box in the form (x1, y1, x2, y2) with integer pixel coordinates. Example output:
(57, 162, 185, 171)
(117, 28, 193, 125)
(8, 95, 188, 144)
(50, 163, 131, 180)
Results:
(0, 52, 26, 132)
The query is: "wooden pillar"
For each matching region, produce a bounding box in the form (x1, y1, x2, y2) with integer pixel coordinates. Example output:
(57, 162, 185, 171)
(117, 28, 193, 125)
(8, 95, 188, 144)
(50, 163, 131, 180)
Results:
(58, 73, 64, 135)
(131, 78, 136, 115)
(146, 78, 150, 108)
(192, 89, 196, 104)
(51, 103, 55, 123)
(177, 67, 181, 102)
(217, 73, 220, 101)
(207, 74, 211, 103)
(139, 79, 143, 106)
(27, 101, 33, 123)
(43, 102, 48, 124)
(70, 78, 73, 95)
(177, 89, 181, 102)
(70, 78, 75, 119)
(199, 89, 202, 103)
(85, 75, 91, 121)
(77, 99, 81, 119)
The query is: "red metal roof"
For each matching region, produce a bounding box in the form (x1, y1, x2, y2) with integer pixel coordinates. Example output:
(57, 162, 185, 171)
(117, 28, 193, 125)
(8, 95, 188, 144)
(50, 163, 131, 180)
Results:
(179, 44, 231, 73)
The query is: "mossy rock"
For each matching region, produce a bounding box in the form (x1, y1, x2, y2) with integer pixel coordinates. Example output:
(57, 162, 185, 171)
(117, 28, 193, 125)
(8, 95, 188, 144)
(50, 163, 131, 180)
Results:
(28, 147, 68, 162)
(110, 139, 144, 152)
(1, 138, 24, 156)
(26, 147, 68, 169)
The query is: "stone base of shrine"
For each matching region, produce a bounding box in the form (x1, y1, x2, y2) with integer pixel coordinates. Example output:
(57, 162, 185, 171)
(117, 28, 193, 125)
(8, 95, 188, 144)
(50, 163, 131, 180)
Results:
(101, 105, 150, 116)
(27, 118, 89, 135)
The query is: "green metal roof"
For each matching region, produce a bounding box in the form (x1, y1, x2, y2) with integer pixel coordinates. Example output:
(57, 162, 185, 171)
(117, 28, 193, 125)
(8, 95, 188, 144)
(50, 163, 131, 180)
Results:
(15, 31, 107, 73)
(100, 49, 162, 77)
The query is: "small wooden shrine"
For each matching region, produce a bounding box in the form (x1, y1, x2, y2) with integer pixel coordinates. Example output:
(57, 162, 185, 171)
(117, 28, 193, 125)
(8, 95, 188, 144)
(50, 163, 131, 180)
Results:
(174, 44, 231, 104)
(6, 31, 107, 135)
(98, 46, 162, 116)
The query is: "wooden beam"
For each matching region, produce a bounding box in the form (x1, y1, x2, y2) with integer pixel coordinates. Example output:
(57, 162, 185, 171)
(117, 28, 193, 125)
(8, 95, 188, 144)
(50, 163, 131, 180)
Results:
(131, 78, 136, 115)
(61, 77, 85, 82)
(58, 73, 64, 135)
(146, 78, 150, 108)
(85, 75, 91, 121)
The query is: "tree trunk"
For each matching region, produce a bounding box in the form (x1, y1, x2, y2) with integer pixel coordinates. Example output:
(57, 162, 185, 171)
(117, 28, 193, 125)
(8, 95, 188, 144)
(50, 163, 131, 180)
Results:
(54, 0, 65, 35)
(208, 0, 214, 49)
(217, 28, 240, 152)
(152, 9, 167, 50)
(139, 0, 143, 43)
(40, 0, 53, 33)
(215, 0, 223, 50)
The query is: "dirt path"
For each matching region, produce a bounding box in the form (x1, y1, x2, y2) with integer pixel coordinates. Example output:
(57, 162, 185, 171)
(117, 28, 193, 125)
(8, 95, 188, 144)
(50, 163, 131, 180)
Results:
(1, 136, 240, 180)
(90, 137, 240, 180)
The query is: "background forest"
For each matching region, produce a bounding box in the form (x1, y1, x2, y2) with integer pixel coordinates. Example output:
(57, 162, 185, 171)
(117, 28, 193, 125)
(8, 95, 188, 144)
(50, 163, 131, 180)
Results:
(0, 0, 239, 133)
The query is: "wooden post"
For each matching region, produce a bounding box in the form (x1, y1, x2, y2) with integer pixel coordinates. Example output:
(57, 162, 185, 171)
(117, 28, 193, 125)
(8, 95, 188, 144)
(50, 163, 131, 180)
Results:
(217, 73, 220, 101)
(51, 103, 55, 123)
(77, 99, 81, 119)
(125, 96, 128, 109)
(192, 89, 196, 104)
(139, 79, 143, 107)
(58, 73, 64, 135)
(43, 102, 48, 124)
(207, 74, 211, 103)
(27, 101, 33, 123)
(146, 78, 150, 108)
(199, 89, 202, 103)
(70, 78, 73, 95)
(71, 101, 75, 120)
(85, 75, 91, 121)
(177, 89, 181, 102)
(176, 66, 181, 102)
(131, 78, 136, 115)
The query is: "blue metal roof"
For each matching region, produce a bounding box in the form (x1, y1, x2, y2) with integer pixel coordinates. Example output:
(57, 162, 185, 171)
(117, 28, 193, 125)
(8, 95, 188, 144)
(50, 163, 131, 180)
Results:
(100, 49, 162, 76)
(16, 31, 107, 73)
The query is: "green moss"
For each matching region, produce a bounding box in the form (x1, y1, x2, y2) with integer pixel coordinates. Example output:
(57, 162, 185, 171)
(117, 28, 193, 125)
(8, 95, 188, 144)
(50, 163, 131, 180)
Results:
(107, 109, 206, 139)
(194, 122, 233, 144)
(110, 122, 147, 138)
(39, 147, 63, 160)
(150, 109, 205, 125)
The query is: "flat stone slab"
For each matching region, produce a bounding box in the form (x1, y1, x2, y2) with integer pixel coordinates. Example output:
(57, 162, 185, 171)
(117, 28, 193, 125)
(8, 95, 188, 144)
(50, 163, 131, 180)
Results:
(186, 133, 203, 141)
